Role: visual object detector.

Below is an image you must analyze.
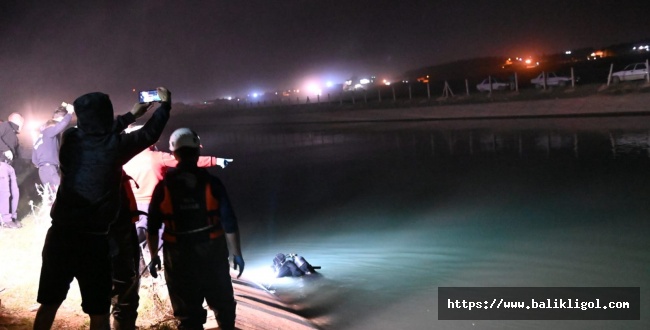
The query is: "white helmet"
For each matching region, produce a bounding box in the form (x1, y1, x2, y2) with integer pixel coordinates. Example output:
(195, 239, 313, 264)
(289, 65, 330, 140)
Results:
(8, 113, 24, 131)
(169, 128, 200, 151)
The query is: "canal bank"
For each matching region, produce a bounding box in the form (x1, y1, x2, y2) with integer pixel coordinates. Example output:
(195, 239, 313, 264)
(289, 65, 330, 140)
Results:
(175, 84, 650, 127)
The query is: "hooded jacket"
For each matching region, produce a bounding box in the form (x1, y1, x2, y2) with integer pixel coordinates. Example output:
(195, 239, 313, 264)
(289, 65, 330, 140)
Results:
(50, 92, 170, 234)
(0, 121, 20, 162)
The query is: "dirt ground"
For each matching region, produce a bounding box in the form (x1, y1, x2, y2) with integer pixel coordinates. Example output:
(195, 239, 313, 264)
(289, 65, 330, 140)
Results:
(0, 211, 315, 330)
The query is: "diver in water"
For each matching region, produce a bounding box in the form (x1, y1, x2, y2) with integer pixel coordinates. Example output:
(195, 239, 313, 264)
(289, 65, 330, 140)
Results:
(272, 253, 318, 278)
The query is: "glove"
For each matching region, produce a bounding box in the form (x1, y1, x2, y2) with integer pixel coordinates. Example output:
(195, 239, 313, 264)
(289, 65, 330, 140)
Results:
(216, 158, 233, 168)
(61, 102, 74, 112)
(3, 150, 12, 160)
(233, 255, 245, 278)
(149, 255, 162, 278)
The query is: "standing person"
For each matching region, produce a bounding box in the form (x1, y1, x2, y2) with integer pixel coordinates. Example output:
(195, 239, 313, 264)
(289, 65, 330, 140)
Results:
(0, 113, 24, 228)
(147, 128, 244, 330)
(107, 122, 152, 330)
(0, 160, 20, 228)
(32, 104, 74, 193)
(33, 87, 172, 330)
(122, 125, 232, 251)
(0, 112, 23, 163)
(108, 172, 142, 330)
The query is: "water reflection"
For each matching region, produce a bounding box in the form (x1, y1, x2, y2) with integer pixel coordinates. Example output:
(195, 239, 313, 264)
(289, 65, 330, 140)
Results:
(207, 126, 650, 160)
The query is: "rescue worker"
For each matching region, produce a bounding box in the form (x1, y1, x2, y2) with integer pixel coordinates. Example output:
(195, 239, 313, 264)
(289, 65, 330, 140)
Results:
(0, 113, 24, 228)
(147, 128, 244, 330)
(108, 172, 142, 330)
(122, 125, 232, 257)
(34, 87, 172, 330)
(32, 104, 74, 193)
(272, 253, 303, 277)
(272, 253, 318, 277)
(107, 122, 151, 330)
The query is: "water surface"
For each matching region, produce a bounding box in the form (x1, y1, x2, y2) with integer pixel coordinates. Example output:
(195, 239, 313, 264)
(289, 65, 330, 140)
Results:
(192, 115, 649, 330)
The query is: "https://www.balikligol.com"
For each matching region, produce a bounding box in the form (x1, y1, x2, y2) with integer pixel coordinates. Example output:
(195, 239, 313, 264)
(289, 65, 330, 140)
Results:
(447, 298, 631, 311)
(437, 287, 639, 320)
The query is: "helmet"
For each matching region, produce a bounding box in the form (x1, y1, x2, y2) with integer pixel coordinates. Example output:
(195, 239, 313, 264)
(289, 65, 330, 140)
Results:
(8, 113, 24, 131)
(169, 128, 200, 151)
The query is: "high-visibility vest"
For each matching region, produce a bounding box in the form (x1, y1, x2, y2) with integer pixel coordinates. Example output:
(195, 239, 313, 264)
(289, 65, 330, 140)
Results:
(123, 175, 139, 224)
(159, 180, 224, 243)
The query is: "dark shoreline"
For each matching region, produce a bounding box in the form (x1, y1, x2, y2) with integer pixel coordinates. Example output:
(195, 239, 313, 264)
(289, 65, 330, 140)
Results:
(171, 83, 650, 128)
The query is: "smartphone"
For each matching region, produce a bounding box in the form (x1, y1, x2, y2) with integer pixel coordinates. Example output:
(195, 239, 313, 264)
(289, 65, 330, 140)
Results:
(139, 89, 162, 103)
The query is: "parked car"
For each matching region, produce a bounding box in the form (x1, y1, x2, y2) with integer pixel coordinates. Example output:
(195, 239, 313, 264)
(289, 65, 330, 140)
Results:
(611, 62, 648, 83)
(476, 77, 509, 92)
(530, 72, 573, 88)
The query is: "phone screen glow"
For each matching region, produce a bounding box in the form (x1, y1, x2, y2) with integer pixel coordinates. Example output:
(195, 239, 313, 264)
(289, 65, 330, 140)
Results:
(139, 90, 161, 103)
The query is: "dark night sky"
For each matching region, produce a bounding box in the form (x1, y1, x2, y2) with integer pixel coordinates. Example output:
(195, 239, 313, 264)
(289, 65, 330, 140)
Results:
(1, 0, 649, 117)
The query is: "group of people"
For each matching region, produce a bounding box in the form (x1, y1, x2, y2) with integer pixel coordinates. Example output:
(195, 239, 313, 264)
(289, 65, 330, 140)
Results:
(0, 103, 72, 228)
(25, 88, 244, 330)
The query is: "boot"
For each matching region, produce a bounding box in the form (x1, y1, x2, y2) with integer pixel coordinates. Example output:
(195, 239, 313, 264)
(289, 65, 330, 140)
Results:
(112, 317, 136, 330)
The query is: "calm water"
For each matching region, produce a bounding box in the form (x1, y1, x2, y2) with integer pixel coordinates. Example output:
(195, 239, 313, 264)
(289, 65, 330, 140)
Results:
(190, 115, 649, 330)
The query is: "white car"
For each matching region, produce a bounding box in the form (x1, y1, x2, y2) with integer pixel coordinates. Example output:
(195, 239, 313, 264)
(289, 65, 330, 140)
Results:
(530, 72, 573, 87)
(476, 78, 509, 92)
(612, 62, 648, 83)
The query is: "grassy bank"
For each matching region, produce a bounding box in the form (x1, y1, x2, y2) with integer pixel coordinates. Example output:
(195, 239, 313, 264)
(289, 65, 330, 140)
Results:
(0, 203, 176, 330)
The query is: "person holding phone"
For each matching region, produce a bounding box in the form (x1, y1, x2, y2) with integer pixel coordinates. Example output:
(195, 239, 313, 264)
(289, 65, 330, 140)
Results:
(31, 103, 74, 194)
(33, 87, 172, 330)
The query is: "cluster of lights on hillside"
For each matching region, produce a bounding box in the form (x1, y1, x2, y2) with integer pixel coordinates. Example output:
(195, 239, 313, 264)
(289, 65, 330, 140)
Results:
(221, 75, 394, 101)
(217, 43, 648, 102)
(502, 57, 540, 69)
(343, 76, 376, 91)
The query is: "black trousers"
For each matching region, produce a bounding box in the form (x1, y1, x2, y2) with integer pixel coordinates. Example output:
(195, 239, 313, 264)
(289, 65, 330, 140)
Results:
(109, 219, 141, 330)
(164, 238, 236, 330)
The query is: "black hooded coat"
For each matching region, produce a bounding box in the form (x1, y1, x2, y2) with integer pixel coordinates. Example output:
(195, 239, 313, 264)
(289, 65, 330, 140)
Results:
(50, 92, 170, 234)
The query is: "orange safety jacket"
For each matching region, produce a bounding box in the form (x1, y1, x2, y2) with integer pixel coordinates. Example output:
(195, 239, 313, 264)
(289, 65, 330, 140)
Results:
(159, 181, 225, 243)
(122, 174, 141, 224)
(123, 148, 218, 204)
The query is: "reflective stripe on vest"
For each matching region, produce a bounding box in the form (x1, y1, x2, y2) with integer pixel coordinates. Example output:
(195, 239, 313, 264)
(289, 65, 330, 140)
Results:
(160, 182, 224, 243)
